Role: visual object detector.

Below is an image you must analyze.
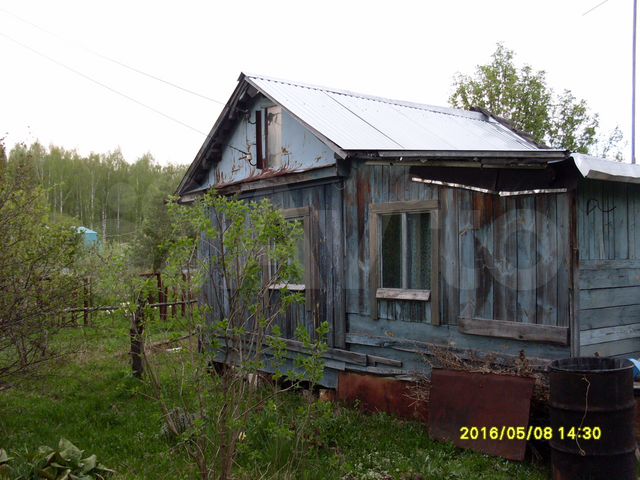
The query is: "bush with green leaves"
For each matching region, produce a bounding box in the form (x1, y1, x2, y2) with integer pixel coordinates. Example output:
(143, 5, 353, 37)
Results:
(142, 191, 329, 480)
(0, 143, 81, 381)
(25, 438, 114, 480)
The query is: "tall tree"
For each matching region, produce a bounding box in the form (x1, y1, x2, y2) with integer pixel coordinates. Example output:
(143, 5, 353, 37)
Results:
(450, 44, 600, 154)
(7, 143, 187, 244)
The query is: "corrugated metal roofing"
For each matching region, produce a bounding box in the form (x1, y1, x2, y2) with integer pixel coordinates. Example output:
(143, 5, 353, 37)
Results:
(244, 73, 541, 152)
(573, 153, 640, 184)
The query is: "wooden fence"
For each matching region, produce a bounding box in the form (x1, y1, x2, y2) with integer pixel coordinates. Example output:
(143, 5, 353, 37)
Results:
(65, 272, 195, 325)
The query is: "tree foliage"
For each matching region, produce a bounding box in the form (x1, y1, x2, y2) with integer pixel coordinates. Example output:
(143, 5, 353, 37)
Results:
(7, 143, 187, 249)
(0, 145, 81, 381)
(450, 44, 600, 154)
(141, 192, 328, 479)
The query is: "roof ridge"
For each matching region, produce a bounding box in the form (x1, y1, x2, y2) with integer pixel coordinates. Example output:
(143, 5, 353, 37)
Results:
(242, 72, 489, 122)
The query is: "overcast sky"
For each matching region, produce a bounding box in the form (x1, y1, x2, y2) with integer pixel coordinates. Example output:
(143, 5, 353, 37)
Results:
(0, 0, 635, 165)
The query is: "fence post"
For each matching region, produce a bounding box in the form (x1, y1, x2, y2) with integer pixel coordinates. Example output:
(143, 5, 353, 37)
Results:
(158, 273, 167, 321)
(181, 272, 187, 317)
(83, 276, 91, 326)
(171, 287, 177, 318)
(130, 297, 145, 379)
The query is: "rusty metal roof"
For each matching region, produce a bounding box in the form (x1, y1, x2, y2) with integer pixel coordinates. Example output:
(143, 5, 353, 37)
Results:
(244, 73, 542, 153)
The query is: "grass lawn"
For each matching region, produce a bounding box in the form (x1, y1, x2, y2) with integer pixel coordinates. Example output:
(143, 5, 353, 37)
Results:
(0, 315, 549, 479)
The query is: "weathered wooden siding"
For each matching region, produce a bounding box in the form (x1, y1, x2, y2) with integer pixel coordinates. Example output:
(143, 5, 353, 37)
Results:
(578, 179, 640, 357)
(201, 178, 345, 348)
(203, 95, 336, 188)
(344, 162, 571, 367)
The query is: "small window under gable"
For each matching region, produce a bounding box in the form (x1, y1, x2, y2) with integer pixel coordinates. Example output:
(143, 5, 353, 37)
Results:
(255, 105, 283, 170)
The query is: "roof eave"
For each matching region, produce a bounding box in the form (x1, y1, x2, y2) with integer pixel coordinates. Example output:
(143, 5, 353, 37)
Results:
(571, 153, 640, 184)
(175, 76, 255, 196)
(351, 149, 569, 165)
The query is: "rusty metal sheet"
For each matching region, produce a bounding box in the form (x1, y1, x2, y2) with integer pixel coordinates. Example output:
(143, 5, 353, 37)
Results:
(428, 369, 535, 461)
(337, 372, 428, 423)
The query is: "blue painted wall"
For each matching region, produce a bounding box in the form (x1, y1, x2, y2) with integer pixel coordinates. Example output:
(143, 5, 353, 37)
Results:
(76, 226, 99, 248)
(577, 179, 640, 358)
(203, 94, 336, 188)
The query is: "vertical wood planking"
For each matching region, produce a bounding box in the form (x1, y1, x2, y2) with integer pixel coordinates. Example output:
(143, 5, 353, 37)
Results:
(357, 165, 372, 313)
(344, 166, 359, 315)
(569, 189, 581, 357)
(431, 208, 441, 325)
(516, 196, 536, 324)
(331, 181, 346, 348)
(441, 188, 459, 325)
(594, 182, 605, 259)
(602, 182, 614, 259)
(613, 183, 629, 260)
(504, 196, 519, 321)
(492, 196, 516, 321)
(367, 165, 379, 318)
(629, 183, 637, 259)
(633, 184, 640, 259)
(577, 180, 587, 260)
(556, 194, 571, 327)
(405, 167, 422, 200)
(310, 187, 321, 337)
(535, 195, 558, 325)
(583, 180, 600, 260)
(472, 193, 494, 320)
(318, 184, 331, 344)
(388, 166, 404, 201)
(579, 179, 635, 261)
(458, 190, 475, 320)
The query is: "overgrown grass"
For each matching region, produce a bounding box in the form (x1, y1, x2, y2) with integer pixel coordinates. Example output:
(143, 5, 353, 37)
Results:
(0, 315, 549, 479)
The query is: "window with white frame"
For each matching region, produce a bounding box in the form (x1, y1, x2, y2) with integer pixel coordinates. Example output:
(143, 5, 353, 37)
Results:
(369, 200, 439, 323)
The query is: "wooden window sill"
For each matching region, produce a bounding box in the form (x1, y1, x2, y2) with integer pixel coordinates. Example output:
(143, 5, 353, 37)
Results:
(376, 288, 431, 301)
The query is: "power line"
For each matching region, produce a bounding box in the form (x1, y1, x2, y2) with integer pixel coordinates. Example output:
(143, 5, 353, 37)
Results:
(582, 0, 611, 16)
(0, 6, 226, 105)
(0, 31, 208, 136)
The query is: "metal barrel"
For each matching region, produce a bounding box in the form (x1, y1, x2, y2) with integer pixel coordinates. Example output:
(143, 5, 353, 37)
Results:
(549, 357, 637, 480)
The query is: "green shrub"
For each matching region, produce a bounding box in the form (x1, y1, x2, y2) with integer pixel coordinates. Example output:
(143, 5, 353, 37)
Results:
(26, 438, 114, 480)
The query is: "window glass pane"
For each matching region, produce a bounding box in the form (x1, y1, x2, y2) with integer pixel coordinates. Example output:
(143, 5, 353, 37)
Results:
(269, 218, 305, 285)
(407, 212, 431, 290)
(286, 218, 305, 285)
(381, 214, 402, 288)
(295, 233, 305, 277)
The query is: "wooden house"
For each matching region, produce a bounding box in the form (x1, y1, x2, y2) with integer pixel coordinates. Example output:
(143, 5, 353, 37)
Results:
(177, 73, 640, 389)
